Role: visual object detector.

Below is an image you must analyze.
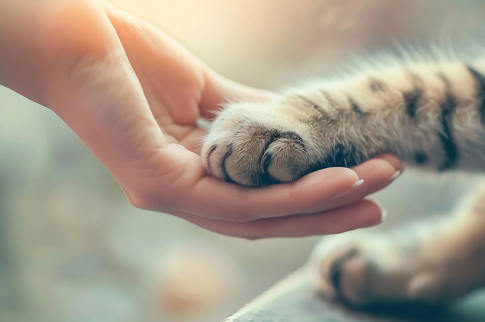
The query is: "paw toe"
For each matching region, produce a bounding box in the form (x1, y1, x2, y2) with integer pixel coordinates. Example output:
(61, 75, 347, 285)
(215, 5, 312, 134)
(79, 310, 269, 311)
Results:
(312, 236, 381, 306)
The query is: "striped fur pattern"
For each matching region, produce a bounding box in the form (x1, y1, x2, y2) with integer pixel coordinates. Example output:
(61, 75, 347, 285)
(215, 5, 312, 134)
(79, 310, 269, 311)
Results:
(202, 54, 485, 306)
(202, 57, 485, 186)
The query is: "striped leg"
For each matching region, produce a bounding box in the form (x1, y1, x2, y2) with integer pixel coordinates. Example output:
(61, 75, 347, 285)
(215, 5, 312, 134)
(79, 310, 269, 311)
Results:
(202, 57, 485, 186)
(311, 181, 485, 305)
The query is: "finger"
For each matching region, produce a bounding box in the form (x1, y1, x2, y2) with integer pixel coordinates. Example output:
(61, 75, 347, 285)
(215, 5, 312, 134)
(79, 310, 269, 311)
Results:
(106, 3, 203, 125)
(177, 199, 383, 239)
(373, 154, 403, 173)
(351, 154, 402, 195)
(140, 148, 399, 223)
(361, 154, 403, 192)
(321, 155, 401, 210)
(182, 166, 362, 222)
(106, 4, 276, 129)
(170, 152, 400, 222)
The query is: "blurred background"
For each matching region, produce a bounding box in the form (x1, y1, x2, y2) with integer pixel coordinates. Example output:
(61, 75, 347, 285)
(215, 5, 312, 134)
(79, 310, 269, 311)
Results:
(1, 1, 485, 321)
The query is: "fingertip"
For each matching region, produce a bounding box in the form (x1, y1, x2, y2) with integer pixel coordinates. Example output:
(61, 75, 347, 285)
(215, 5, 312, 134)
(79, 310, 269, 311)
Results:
(372, 154, 403, 173)
(332, 199, 384, 233)
(360, 199, 386, 228)
(300, 167, 361, 188)
(354, 157, 396, 182)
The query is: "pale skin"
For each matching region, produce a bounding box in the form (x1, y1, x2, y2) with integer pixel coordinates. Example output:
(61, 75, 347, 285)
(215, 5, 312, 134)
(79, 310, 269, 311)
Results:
(0, 0, 401, 238)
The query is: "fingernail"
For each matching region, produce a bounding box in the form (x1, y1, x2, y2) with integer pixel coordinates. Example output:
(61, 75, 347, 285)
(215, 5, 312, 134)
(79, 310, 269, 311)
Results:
(373, 201, 387, 224)
(389, 170, 401, 181)
(381, 209, 388, 222)
(352, 179, 365, 187)
(330, 179, 365, 200)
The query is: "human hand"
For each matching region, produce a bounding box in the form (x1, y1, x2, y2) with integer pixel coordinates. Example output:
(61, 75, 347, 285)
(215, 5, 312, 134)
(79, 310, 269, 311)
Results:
(0, 0, 402, 238)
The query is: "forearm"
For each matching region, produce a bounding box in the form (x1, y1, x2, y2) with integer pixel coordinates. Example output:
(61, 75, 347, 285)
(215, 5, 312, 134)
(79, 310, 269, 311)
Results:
(0, 0, 117, 107)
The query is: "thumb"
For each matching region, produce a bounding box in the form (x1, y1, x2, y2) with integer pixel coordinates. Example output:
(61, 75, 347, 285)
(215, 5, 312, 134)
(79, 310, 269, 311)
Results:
(200, 69, 278, 120)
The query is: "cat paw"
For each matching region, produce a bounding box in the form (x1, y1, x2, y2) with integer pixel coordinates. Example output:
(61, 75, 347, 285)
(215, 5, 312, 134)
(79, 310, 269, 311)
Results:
(201, 101, 314, 186)
(310, 231, 461, 306)
(311, 234, 379, 306)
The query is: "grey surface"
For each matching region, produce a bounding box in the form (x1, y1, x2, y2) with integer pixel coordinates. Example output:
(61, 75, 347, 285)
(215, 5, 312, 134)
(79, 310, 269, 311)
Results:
(225, 268, 485, 322)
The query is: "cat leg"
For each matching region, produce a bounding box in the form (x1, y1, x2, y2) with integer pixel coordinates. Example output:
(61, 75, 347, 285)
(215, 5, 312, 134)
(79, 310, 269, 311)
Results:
(311, 181, 485, 306)
(202, 59, 485, 186)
